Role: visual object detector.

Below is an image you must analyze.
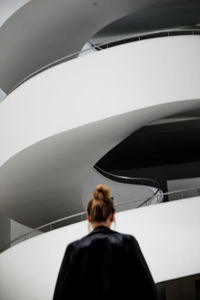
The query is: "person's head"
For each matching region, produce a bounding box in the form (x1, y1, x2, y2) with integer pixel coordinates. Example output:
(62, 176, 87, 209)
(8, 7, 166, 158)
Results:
(87, 184, 115, 229)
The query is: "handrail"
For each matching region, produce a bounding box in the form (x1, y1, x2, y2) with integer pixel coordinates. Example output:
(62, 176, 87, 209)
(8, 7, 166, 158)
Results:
(0, 168, 161, 252)
(94, 165, 162, 204)
(1, 184, 200, 253)
(94, 165, 160, 190)
(137, 186, 200, 208)
(0, 188, 162, 253)
(6, 27, 200, 96)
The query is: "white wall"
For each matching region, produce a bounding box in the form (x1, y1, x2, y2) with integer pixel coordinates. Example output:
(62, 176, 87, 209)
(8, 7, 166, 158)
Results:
(0, 197, 200, 300)
(1, 36, 200, 168)
(1, 35, 200, 227)
(0, 0, 157, 92)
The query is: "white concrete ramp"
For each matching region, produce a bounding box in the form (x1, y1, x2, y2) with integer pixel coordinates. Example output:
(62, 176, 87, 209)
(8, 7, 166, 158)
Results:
(0, 197, 200, 300)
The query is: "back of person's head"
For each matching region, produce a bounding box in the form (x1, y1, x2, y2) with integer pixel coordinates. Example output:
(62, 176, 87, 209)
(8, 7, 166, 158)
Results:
(87, 184, 115, 222)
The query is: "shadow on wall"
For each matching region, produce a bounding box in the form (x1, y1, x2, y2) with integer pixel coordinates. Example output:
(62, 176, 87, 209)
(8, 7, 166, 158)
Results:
(157, 273, 200, 300)
(0, 88, 6, 101)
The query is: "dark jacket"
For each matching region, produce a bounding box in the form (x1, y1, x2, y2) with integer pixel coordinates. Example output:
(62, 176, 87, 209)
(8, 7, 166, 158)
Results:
(53, 225, 158, 300)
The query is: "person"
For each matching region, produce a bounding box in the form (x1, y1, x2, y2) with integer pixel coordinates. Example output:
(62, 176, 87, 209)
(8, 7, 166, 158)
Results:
(53, 184, 158, 300)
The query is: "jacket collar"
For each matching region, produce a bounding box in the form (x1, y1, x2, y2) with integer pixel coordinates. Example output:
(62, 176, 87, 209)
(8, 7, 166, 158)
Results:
(89, 225, 112, 235)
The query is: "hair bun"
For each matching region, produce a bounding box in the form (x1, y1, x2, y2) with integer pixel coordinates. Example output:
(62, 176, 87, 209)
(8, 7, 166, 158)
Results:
(87, 184, 115, 222)
(93, 184, 111, 200)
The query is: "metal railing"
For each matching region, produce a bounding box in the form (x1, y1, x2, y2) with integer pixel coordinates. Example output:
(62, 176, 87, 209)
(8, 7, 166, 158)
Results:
(137, 186, 200, 207)
(94, 165, 162, 206)
(6, 27, 200, 96)
(94, 165, 161, 190)
(1, 184, 200, 253)
(0, 187, 161, 253)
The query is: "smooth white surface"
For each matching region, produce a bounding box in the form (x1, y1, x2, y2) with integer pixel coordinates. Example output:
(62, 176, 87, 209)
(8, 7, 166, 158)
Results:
(1, 36, 200, 168)
(0, 198, 200, 300)
(0, 0, 157, 92)
(1, 36, 200, 225)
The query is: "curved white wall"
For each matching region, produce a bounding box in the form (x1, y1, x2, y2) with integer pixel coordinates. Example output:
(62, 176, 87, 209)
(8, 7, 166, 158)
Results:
(0, 198, 200, 300)
(1, 36, 200, 168)
(1, 36, 200, 226)
(0, 0, 157, 92)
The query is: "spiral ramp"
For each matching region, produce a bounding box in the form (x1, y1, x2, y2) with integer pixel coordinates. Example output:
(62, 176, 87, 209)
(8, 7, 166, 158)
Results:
(0, 1, 200, 299)
(1, 35, 200, 226)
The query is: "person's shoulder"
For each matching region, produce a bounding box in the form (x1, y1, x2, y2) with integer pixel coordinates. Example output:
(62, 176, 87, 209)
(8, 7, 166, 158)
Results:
(65, 233, 93, 252)
(102, 228, 138, 245)
(111, 229, 137, 240)
(65, 229, 138, 252)
(112, 230, 141, 247)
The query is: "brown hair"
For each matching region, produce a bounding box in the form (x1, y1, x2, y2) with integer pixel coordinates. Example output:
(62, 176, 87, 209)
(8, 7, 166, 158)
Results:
(87, 184, 115, 222)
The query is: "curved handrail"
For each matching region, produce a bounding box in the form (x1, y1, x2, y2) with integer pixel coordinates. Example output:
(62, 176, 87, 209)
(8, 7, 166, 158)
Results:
(6, 27, 200, 96)
(0, 168, 162, 253)
(1, 185, 200, 253)
(0, 188, 162, 253)
(94, 165, 162, 208)
(94, 165, 161, 190)
(94, 165, 162, 203)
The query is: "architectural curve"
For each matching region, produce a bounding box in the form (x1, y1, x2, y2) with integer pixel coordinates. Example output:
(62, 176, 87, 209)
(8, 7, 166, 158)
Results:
(0, 0, 157, 93)
(1, 1, 200, 299)
(0, 196, 200, 299)
(0, 36, 200, 227)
